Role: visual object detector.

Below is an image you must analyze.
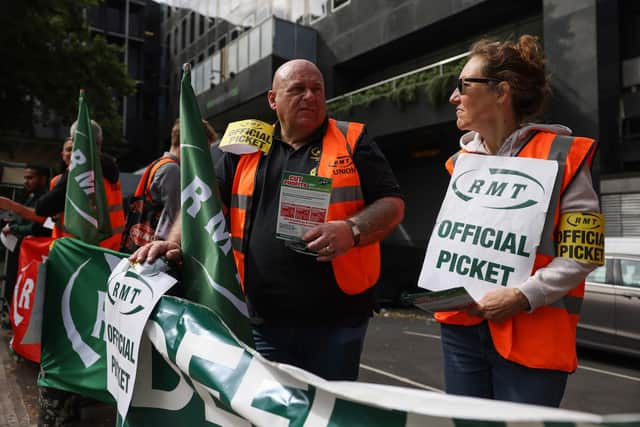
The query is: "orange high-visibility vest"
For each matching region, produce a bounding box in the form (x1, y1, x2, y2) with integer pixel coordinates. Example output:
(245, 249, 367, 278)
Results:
(134, 157, 178, 201)
(230, 119, 380, 294)
(50, 174, 62, 191)
(437, 132, 597, 372)
(51, 177, 125, 251)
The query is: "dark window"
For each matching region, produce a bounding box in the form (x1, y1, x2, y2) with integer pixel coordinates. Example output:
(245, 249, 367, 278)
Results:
(189, 13, 195, 44)
(218, 35, 227, 49)
(173, 27, 178, 55)
(622, 116, 640, 141)
(208, 44, 215, 56)
(181, 20, 186, 49)
(199, 15, 205, 36)
(230, 29, 239, 40)
(621, 0, 640, 59)
(332, 0, 350, 11)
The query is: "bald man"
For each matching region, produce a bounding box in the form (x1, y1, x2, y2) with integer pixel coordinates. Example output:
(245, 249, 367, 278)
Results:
(132, 59, 405, 380)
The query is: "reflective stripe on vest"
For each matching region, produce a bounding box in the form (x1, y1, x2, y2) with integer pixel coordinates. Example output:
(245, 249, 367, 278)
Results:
(437, 132, 597, 372)
(230, 119, 380, 295)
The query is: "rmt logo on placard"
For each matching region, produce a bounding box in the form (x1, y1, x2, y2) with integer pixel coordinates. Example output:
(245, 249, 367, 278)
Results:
(452, 167, 546, 210)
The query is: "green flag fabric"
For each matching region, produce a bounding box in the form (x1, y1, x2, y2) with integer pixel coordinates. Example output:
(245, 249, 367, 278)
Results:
(64, 90, 112, 244)
(178, 64, 253, 346)
(39, 238, 121, 403)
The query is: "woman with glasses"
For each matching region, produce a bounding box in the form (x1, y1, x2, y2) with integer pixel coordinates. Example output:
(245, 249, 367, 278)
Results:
(435, 35, 601, 407)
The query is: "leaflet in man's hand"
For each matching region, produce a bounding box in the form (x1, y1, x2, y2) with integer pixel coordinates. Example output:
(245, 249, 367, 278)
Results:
(276, 171, 332, 255)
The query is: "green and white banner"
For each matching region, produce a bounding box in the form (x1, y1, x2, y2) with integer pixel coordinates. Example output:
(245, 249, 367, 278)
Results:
(38, 238, 640, 426)
(419, 154, 558, 300)
(39, 237, 120, 403)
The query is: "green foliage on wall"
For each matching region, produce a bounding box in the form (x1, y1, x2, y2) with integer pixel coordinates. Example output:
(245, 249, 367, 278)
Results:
(327, 57, 466, 115)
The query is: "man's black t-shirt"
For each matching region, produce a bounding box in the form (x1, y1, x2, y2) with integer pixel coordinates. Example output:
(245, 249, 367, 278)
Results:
(217, 119, 402, 325)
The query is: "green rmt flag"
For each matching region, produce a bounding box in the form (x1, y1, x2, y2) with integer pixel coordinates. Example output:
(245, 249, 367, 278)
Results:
(179, 64, 254, 346)
(64, 90, 112, 244)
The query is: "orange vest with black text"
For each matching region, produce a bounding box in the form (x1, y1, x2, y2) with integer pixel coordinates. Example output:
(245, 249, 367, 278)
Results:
(437, 131, 597, 372)
(230, 119, 381, 294)
(51, 177, 125, 251)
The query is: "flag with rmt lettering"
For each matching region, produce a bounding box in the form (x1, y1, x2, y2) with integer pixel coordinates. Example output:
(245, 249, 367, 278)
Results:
(179, 64, 253, 346)
(64, 90, 112, 243)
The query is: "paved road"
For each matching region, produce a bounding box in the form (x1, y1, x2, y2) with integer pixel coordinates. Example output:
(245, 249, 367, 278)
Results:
(359, 308, 640, 415)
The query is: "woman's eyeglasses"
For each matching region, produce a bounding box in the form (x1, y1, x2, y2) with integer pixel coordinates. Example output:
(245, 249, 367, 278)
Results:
(456, 77, 502, 94)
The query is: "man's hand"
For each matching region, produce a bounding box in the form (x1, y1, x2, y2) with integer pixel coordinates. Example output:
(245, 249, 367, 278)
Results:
(2, 225, 11, 235)
(303, 220, 354, 262)
(466, 287, 530, 322)
(129, 240, 182, 265)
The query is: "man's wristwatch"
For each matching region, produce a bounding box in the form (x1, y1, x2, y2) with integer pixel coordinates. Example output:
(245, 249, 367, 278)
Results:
(345, 219, 361, 247)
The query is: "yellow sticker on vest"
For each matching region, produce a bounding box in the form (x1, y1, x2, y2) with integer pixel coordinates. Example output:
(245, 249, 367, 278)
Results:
(556, 212, 605, 265)
(219, 119, 273, 155)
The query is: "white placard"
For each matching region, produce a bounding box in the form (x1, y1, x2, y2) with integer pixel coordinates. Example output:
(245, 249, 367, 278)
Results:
(418, 154, 558, 301)
(105, 258, 177, 419)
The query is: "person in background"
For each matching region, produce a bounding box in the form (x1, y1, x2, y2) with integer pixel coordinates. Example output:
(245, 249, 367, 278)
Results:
(34, 119, 125, 250)
(131, 59, 405, 381)
(122, 118, 220, 253)
(0, 164, 51, 326)
(50, 136, 73, 189)
(436, 35, 600, 407)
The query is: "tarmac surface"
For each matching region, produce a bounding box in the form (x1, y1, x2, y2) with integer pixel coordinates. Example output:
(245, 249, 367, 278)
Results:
(0, 329, 116, 427)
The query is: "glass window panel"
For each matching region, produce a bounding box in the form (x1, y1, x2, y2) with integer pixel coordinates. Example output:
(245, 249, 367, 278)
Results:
(238, 34, 248, 71)
(249, 28, 260, 65)
(291, 1, 304, 23)
(260, 19, 272, 58)
(203, 57, 212, 90)
(310, 0, 327, 22)
(620, 259, 640, 287)
(211, 52, 221, 86)
(587, 264, 607, 284)
(228, 42, 238, 76)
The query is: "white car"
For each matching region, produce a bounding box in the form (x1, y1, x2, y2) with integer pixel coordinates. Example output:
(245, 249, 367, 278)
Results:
(577, 237, 640, 357)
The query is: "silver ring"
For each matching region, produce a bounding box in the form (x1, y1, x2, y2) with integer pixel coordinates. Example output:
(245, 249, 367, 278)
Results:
(326, 244, 333, 253)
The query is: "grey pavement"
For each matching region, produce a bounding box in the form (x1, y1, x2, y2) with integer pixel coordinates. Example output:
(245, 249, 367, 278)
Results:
(0, 329, 38, 427)
(0, 330, 116, 427)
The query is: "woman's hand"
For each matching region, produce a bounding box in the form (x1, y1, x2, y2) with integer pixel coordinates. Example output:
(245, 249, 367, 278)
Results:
(466, 288, 530, 322)
(129, 240, 182, 265)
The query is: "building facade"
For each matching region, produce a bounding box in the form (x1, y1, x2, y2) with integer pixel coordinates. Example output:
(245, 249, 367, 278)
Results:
(87, 0, 163, 170)
(159, 0, 638, 247)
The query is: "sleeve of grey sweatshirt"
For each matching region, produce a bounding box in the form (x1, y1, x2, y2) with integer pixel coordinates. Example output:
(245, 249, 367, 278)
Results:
(150, 162, 180, 240)
(518, 165, 601, 311)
